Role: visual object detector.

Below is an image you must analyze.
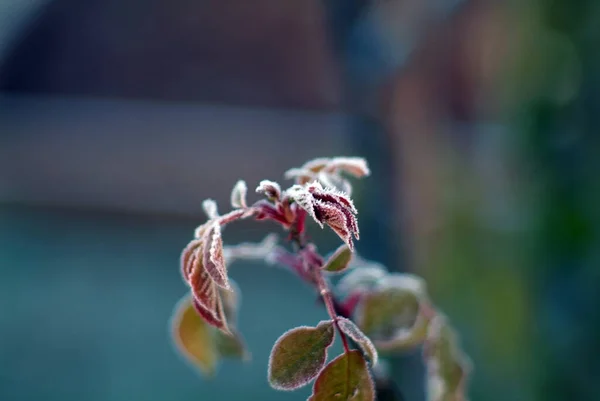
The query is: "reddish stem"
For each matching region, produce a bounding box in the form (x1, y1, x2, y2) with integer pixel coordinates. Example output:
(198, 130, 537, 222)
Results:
(289, 218, 351, 354)
(315, 268, 351, 354)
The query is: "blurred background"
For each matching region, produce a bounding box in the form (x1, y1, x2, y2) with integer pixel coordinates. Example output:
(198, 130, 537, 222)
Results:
(0, 0, 599, 400)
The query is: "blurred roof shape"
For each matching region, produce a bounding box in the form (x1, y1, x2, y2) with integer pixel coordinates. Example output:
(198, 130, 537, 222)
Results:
(0, 0, 341, 110)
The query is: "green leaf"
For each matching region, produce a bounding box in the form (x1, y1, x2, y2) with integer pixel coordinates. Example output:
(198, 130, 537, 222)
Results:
(323, 244, 353, 273)
(355, 275, 426, 350)
(309, 350, 375, 401)
(337, 317, 378, 365)
(373, 314, 431, 352)
(170, 294, 251, 378)
(215, 328, 251, 361)
(170, 295, 219, 376)
(424, 315, 471, 401)
(268, 320, 335, 390)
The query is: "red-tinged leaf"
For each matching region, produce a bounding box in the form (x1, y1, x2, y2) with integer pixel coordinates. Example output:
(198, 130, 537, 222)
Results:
(256, 180, 282, 201)
(192, 297, 228, 334)
(285, 185, 321, 227)
(313, 200, 354, 250)
(268, 320, 335, 391)
(188, 256, 230, 334)
(309, 184, 357, 214)
(230, 180, 248, 209)
(309, 350, 375, 401)
(322, 244, 352, 273)
(337, 317, 378, 365)
(171, 295, 219, 376)
(180, 238, 202, 283)
(252, 200, 293, 227)
(202, 199, 219, 219)
(202, 223, 230, 290)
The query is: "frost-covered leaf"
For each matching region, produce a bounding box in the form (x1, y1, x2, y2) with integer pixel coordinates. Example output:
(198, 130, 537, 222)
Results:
(337, 317, 378, 365)
(322, 244, 352, 273)
(285, 185, 321, 227)
(317, 171, 353, 195)
(374, 314, 430, 352)
(335, 265, 388, 295)
(287, 182, 360, 250)
(302, 157, 331, 173)
(424, 315, 471, 401)
(355, 280, 423, 349)
(202, 223, 230, 290)
(268, 320, 335, 390)
(283, 167, 316, 185)
(230, 180, 248, 209)
(180, 238, 203, 283)
(188, 252, 230, 334)
(202, 199, 219, 219)
(327, 157, 371, 178)
(193, 292, 229, 334)
(171, 295, 219, 376)
(256, 180, 282, 201)
(309, 350, 375, 401)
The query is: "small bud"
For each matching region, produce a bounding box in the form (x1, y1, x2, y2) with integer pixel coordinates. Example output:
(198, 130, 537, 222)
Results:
(230, 180, 248, 209)
(256, 180, 282, 201)
(202, 199, 219, 219)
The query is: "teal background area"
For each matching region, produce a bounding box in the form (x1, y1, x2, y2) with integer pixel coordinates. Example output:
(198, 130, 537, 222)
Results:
(0, 205, 345, 401)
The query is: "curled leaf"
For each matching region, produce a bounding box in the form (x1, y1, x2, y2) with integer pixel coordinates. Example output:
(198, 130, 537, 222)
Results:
(285, 182, 359, 250)
(256, 180, 282, 201)
(337, 317, 378, 366)
(268, 320, 335, 391)
(322, 244, 352, 273)
(188, 250, 230, 334)
(202, 223, 230, 290)
(326, 157, 371, 178)
(309, 350, 375, 401)
(180, 238, 203, 283)
(202, 199, 219, 219)
(230, 180, 248, 209)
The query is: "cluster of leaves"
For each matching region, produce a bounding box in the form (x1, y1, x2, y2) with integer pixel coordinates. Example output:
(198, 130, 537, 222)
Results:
(171, 157, 471, 401)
